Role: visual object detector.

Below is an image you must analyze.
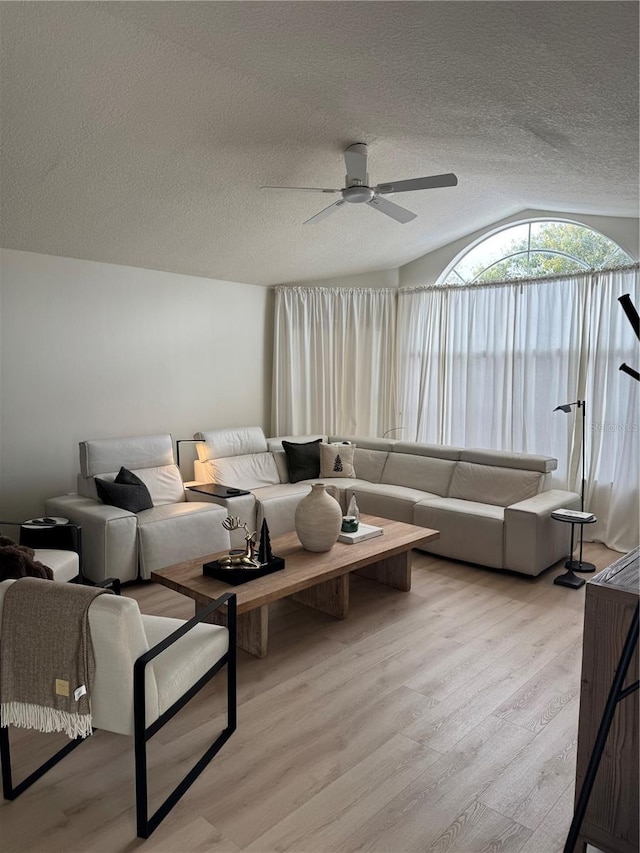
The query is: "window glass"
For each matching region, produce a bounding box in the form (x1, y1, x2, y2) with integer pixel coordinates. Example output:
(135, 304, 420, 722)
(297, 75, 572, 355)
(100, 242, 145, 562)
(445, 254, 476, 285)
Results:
(440, 220, 632, 284)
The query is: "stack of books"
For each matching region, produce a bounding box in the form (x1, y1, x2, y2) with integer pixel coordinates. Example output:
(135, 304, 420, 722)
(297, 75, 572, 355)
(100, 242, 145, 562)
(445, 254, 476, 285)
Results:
(337, 522, 384, 545)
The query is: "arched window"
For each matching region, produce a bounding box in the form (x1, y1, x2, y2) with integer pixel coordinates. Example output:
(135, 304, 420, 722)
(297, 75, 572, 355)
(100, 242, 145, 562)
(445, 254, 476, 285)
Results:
(439, 219, 633, 285)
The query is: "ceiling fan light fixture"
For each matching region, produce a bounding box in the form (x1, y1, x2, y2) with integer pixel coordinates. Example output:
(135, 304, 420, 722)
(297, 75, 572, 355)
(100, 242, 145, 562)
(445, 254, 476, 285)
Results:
(343, 185, 375, 204)
(262, 143, 458, 223)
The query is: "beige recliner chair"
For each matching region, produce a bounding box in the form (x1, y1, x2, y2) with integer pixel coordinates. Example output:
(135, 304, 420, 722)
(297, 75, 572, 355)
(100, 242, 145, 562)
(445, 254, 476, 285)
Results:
(46, 434, 231, 583)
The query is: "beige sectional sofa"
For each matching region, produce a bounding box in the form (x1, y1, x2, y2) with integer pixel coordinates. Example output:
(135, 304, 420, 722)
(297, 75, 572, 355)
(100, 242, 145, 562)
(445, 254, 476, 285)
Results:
(46, 434, 231, 584)
(191, 427, 580, 577)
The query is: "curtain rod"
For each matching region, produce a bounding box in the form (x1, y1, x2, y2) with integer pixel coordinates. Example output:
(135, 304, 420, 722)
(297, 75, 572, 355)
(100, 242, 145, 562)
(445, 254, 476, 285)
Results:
(399, 262, 640, 294)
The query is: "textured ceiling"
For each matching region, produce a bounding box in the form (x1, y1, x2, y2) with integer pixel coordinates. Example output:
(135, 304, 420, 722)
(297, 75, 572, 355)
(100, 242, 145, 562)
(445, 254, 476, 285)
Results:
(1, 1, 638, 286)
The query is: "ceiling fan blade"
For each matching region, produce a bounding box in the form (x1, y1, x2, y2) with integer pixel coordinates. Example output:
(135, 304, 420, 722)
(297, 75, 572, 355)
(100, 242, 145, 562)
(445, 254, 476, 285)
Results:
(261, 186, 341, 193)
(303, 199, 346, 225)
(367, 196, 416, 224)
(344, 143, 369, 186)
(376, 173, 458, 194)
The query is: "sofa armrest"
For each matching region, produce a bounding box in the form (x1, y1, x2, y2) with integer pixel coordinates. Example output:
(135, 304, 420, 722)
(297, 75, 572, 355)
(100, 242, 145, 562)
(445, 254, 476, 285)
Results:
(504, 489, 581, 576)
(45, 494, 139, 584)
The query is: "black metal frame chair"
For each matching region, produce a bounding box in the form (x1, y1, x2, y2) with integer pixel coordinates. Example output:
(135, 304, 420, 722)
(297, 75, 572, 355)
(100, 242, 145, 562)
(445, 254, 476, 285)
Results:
(0, 590, 236, 839)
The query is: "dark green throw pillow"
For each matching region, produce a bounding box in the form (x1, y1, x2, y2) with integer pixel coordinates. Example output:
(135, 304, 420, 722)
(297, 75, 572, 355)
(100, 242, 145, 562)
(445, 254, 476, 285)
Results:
(95, 466, 153, 513)
(282, 438, 322, 483)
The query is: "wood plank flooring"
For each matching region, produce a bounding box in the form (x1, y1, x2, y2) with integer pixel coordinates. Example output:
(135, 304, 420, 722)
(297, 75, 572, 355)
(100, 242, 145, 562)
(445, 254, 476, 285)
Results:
(0, 543, 620, 852)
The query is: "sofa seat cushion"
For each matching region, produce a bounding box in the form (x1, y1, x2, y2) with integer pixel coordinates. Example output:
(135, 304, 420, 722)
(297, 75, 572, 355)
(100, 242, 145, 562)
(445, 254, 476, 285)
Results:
(346, 482, 441, 523)
(412, 497, 504, 568)
(33, 549, 79, 583)
(448, 462, 542, 507)
(141, 614, 229, 720)
(136, 502, 230, 579)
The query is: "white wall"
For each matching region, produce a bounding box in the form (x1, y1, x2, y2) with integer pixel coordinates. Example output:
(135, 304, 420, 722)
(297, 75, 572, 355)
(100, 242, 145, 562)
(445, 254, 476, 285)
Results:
(400, 210, 640, 287)
(280, 268, 399, 289)
(0, 250, 272, 522)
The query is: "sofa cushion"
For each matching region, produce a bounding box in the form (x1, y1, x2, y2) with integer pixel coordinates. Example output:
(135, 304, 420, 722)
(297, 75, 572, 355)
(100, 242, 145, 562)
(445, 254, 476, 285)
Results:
(352, 448, 389, 483)
(412, 497, 505, 568)
(282, 438, 322, 483)
(381, 453, 456, 496)
(95, 467, 154, 513)
(194, 426, 268, 462)
(34, 549, 79, 583)
(346, 482, 441, 523)
(320, 443, 356, 478)
(394, 442, 464, 461)
(80, 434, 174, 477)
(448, 462, 542, 507)
(208, 453, 281, 490)
(136, 502, 230, 579)
(142, 614, 229, 719)
(461, 448, 557, 473)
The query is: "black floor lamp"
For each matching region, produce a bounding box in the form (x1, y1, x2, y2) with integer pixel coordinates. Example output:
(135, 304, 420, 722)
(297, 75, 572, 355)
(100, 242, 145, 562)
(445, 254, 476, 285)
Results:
(554, 399, 596, 578)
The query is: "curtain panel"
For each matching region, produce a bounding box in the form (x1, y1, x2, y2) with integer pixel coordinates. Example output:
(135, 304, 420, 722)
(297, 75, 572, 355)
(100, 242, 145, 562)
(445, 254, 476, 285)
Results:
(272, 286, 398, 437)
(397, 267, 639, 552)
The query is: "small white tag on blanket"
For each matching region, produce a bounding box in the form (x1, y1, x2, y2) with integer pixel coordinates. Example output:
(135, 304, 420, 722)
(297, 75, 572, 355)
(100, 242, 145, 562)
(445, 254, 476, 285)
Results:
(74, 685, 87, 701)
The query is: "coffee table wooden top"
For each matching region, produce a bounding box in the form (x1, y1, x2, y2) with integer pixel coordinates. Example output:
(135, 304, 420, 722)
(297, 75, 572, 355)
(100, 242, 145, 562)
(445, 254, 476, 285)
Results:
(151, 516, 438, 613)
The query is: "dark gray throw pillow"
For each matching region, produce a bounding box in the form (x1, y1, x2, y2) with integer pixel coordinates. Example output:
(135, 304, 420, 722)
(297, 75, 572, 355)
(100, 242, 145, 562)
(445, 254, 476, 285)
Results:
(95, 466, 153, 512)
(282, 438, 322, 483)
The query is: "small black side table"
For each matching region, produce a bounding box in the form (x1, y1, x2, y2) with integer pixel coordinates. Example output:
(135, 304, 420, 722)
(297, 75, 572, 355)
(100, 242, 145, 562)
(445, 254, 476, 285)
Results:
(552, 510, 597, 589)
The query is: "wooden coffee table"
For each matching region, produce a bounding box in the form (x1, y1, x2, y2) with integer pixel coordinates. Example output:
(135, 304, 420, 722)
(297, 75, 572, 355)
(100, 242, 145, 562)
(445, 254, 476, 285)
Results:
(151, 516, 438, 657)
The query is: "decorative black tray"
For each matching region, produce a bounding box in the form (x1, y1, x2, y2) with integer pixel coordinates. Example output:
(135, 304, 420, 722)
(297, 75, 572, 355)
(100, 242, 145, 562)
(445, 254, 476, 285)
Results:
(203, 556, 285, 585)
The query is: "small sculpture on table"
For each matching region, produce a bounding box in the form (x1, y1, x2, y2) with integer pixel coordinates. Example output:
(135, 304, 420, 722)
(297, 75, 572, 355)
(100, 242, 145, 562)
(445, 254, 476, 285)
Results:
(203, 516, 284, 585)
(257, 519, 273, 564)
(219, 517, 260, 568)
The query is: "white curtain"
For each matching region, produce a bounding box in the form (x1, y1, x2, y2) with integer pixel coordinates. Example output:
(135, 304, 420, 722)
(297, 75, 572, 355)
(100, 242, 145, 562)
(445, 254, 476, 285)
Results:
(272, 287, 398, 437)
(397, 267, 639, 552)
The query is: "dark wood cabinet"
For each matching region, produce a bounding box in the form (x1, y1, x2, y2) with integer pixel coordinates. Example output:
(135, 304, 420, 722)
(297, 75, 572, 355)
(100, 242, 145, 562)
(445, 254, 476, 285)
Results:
(575, 547, 639, 853)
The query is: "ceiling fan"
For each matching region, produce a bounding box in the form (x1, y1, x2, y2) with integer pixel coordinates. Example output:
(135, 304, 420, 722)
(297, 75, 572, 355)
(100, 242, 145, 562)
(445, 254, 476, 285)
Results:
(261, 143, 458, 225)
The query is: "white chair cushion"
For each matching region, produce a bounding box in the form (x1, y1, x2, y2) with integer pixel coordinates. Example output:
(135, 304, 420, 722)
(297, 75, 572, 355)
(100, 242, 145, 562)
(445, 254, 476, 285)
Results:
(142, 615, 229, 718)
(33, 549, 79, 583)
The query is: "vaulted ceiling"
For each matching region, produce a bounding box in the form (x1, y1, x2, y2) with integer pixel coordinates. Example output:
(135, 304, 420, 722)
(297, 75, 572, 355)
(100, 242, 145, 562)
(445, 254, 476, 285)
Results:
(1, 2, 638, 286)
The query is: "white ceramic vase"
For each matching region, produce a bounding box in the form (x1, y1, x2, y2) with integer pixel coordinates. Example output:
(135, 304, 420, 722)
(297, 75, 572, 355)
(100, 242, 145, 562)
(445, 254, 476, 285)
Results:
(295, 483, 342, 552)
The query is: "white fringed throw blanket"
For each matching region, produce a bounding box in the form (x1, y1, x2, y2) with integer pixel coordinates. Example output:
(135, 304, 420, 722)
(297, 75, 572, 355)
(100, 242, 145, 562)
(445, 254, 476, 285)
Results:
(0, 578, 111, 739)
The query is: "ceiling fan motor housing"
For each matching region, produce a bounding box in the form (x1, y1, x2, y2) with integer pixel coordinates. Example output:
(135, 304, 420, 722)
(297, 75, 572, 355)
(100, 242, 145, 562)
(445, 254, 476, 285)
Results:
(342, 185, 375, 203)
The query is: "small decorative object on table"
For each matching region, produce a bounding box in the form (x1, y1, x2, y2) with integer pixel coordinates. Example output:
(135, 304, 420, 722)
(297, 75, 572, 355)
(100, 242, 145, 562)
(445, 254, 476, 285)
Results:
(294, 483, 342, 552)
(342, 495, 360, 533)
(203, 517, 284, 585)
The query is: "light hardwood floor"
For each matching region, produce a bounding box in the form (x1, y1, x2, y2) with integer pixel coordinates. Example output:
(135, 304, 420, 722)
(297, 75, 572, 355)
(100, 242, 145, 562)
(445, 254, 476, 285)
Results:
(0, 543, 621, 853)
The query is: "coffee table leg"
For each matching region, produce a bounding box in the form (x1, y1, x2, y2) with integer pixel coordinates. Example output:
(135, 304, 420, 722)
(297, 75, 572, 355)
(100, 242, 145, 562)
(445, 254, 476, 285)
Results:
(197, 601, 269, 658)
(290, 574, 349, 619)
(354, 551, 411, 591)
